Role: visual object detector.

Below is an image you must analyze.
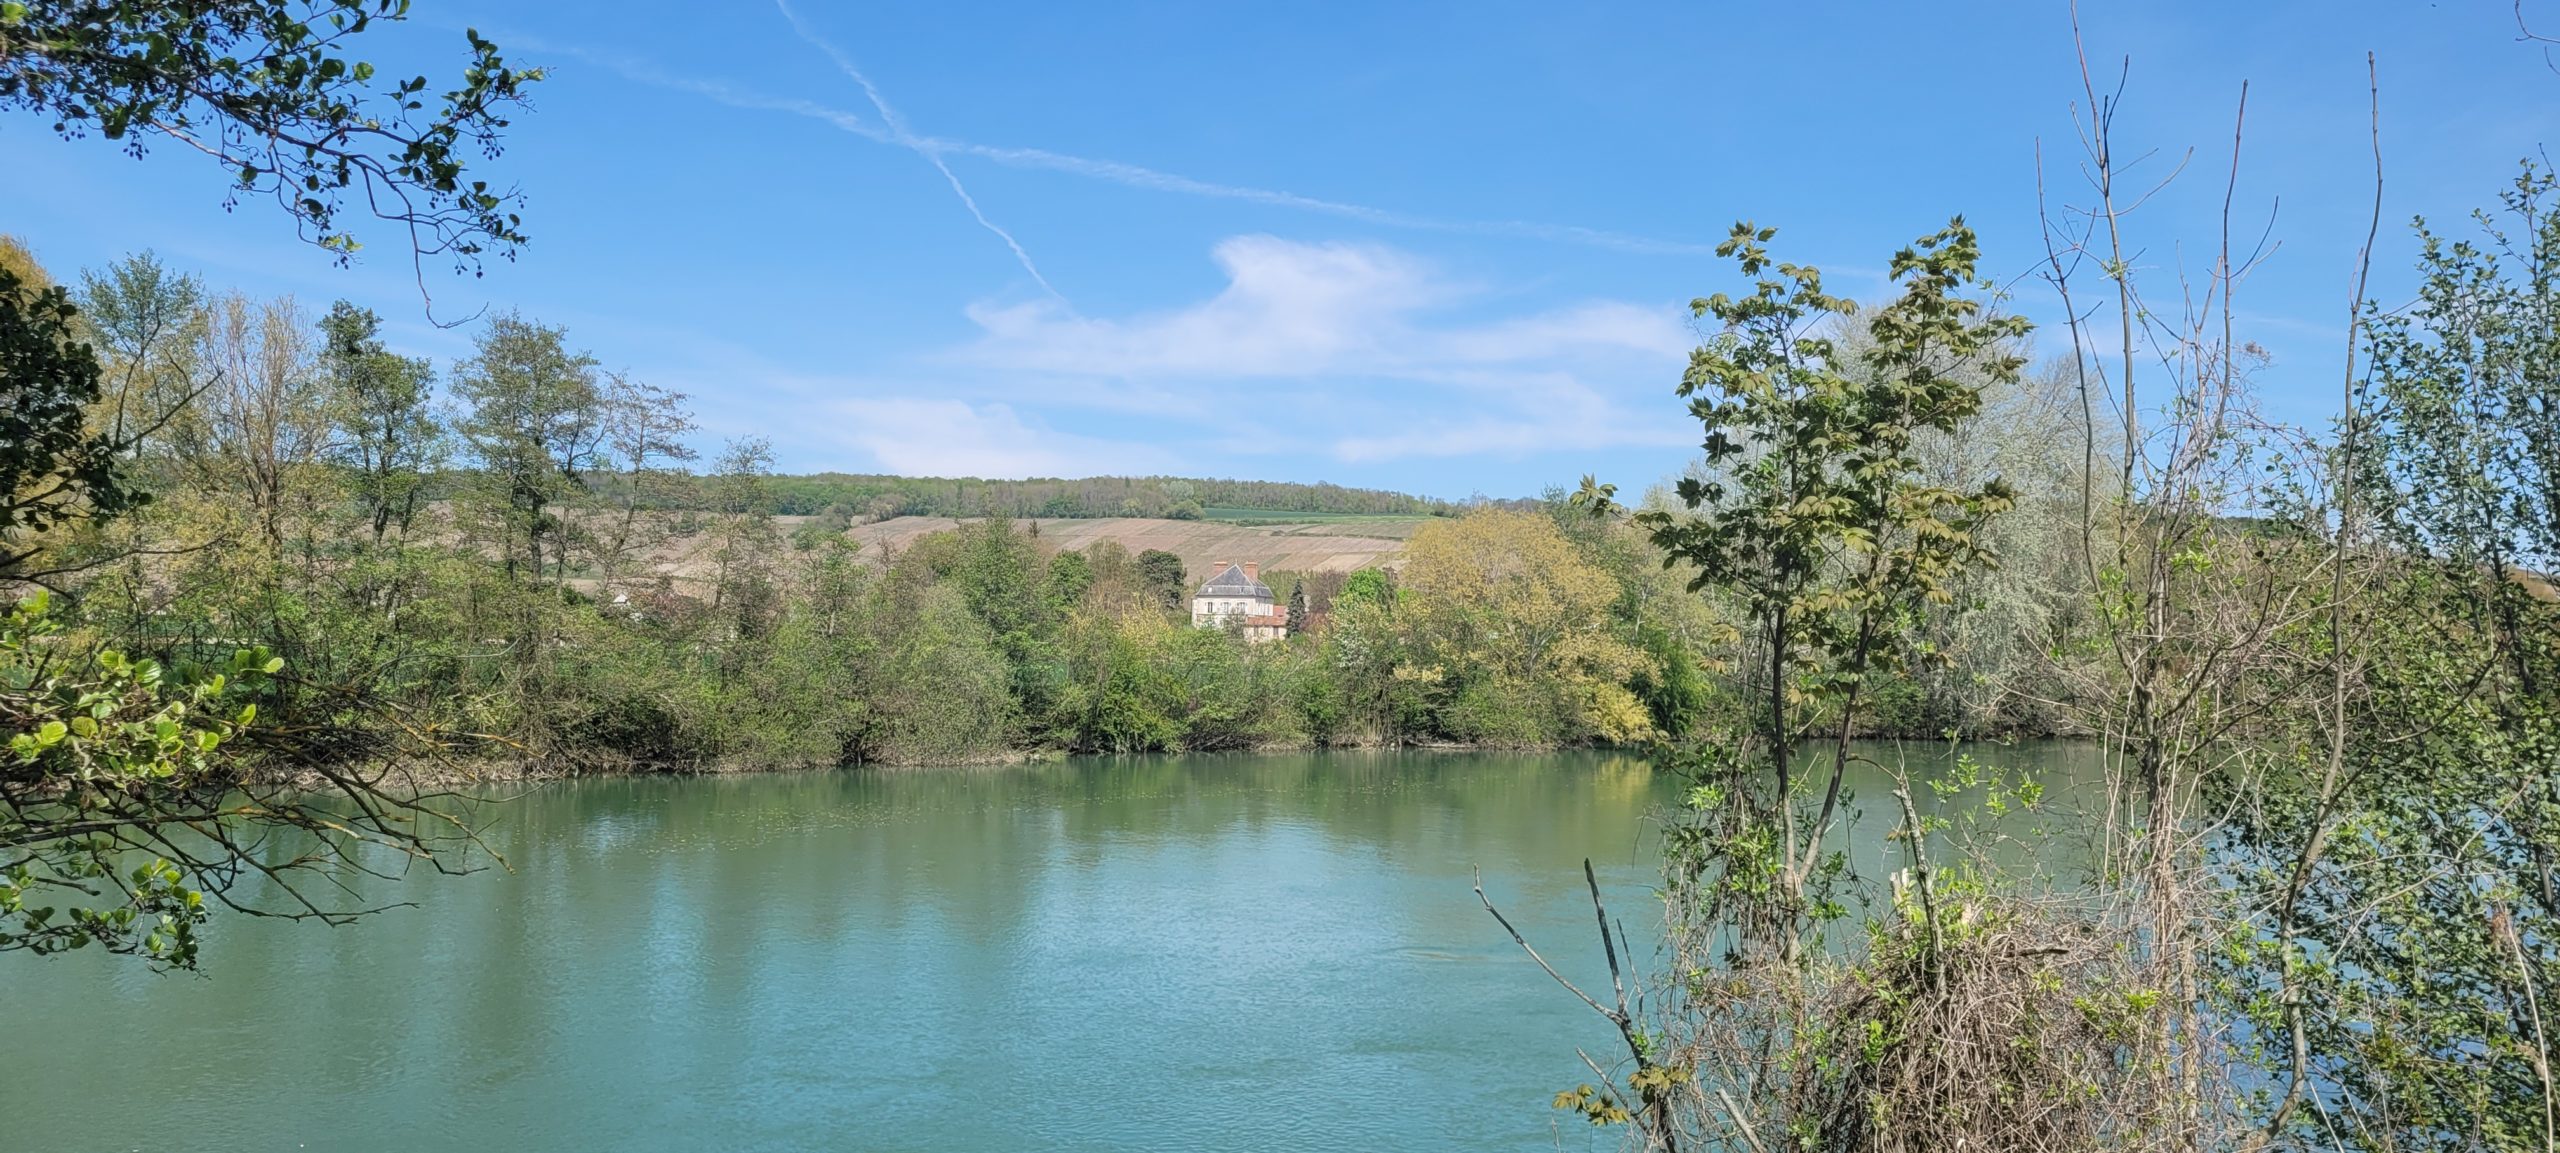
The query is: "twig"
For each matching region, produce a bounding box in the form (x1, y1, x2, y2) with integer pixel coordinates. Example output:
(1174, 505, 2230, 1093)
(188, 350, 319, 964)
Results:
(1477, 867, 1621, 1026)
(1715, 1087, 1773, 1153)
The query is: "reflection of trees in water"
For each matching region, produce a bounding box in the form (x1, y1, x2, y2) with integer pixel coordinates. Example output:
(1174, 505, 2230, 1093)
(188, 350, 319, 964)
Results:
(456, 745, 2102, 945)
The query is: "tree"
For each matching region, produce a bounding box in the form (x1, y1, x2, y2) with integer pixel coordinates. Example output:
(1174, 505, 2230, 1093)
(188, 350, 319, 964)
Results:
(1486, 220, 2030, 1153)
(1136, 549, 1188, 614)
(190, 292, 331, 555)
(452, 313, 602, 582)
(1, 0, 536, 973)
(319, 300, 441, 544)
(2, 0, 541, 278)
(2223, 161, 2560, 1149)
(78, 251, 209, 456)
(1400, 509, 1652, 744)
(1631, 219, 2024, 951)
(1, 590, 471, 969)
(0, 246, 142, 585)
(705, 436, 778, 630)
(1045, 549, 1094, 613)
(589, 373, 695, 592)
(1338, 567, 1392, 608)
(3, 0, 541, 570)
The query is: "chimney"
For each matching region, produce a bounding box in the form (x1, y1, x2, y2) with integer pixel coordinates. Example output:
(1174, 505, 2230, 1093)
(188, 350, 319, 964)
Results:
(1242, 562, 1259, 582)
(1211, 560, 1228, 575)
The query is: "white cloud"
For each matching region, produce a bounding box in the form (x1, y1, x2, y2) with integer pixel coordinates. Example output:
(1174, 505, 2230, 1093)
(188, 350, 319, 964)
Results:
(942, 235, 1694, 464)
(958, 235, 1689, 381)
(596, 235, 1699, 477)
(830, 398, 1174, 478)
(959, 236, 1434, 378)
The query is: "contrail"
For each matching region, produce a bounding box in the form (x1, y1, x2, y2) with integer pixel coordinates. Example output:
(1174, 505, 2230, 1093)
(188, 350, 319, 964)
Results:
(576, 40, 1721, 259)
(924, 140, 1718, 256)
(772, 0, 1061, 298)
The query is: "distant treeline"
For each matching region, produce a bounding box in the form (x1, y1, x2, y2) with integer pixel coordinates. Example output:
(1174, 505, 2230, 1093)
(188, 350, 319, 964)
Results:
(658, 473, 1459, 521)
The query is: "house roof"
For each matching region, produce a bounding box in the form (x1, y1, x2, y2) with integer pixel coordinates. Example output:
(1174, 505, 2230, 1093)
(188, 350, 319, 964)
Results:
(1196, 562, 1272, 600)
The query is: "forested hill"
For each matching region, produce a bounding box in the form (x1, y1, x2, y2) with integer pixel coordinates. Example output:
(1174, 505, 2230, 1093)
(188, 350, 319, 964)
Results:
(664, 472, 1462, 521)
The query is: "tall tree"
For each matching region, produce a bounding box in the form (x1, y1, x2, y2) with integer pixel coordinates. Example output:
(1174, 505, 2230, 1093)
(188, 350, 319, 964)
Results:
(77, 251, 209, 456)
(190, 292, 330, 555)
(590, 373, 695, 593)
(1633, 219, 2024, 952)
(1136, 549, 1188, 615)
(318, 301, 441, 545)
(452, 314, 601, 583)
(705, 435, 777, 627)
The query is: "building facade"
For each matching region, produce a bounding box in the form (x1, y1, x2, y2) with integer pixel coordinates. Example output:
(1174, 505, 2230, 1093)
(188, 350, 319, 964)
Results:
(1190, 560, 1288, 642)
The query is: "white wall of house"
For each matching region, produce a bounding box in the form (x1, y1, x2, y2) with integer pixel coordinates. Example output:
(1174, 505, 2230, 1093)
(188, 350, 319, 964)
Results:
(1189, 562, 1284, 641)
(1189, 596, 1271, 625)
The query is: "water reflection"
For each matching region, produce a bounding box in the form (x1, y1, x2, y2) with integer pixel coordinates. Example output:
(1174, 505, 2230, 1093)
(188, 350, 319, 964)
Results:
(1, 745, 2098, 1153)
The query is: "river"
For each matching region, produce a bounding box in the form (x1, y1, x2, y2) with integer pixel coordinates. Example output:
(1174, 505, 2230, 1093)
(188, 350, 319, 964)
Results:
(1, 745, 2100, 1153)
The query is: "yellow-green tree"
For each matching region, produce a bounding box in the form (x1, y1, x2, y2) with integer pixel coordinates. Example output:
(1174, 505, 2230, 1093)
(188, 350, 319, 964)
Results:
(1399, 509, 1653, 744)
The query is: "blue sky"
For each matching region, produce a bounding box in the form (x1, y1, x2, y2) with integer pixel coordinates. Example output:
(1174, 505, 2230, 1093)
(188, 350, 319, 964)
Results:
(8, 1, 2557, 499)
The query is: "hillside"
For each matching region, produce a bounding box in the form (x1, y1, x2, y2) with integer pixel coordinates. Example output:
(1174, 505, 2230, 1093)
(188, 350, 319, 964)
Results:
(662, 473, 1457, 520)
(840, 515, 1421, 576)
(581, 513, 1421, 595)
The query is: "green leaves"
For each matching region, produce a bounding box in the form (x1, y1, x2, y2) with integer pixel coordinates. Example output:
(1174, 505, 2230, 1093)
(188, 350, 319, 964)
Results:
(1639, 219, 2029, 954)
(2, 0, 541, 272)
(2, 592, 273, 967)
(2221, 160, 2560, 1149)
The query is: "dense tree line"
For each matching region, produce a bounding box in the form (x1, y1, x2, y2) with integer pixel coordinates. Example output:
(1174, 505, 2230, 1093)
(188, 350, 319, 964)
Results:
(735, 472, 1453, 522)
(2, 0, 543, 969)
(0, 243, 1738, 770)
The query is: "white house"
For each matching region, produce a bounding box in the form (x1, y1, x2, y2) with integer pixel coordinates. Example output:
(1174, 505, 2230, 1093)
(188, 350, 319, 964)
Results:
(1190, 560, 1288, 642)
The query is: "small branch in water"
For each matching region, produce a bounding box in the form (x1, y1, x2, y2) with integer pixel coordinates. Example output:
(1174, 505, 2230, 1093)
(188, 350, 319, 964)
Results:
(1475, 867, 1621, 1026)
(1479, 862, 1683, 1153)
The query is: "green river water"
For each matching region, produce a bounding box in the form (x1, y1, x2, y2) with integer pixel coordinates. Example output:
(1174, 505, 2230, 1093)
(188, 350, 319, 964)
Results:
(1, 745, 2099, 1153)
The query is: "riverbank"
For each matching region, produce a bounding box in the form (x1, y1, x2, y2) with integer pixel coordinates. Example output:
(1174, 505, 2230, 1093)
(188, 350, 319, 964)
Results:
(269, 719, 2080, 791)
(275, 733, 1587, 789)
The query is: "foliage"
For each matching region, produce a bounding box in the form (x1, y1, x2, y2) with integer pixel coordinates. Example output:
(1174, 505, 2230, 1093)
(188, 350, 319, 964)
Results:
(1136, 549, 1188, 614)
(1631, 218, 2026, 952)
(1, 1, 537, 974)
(451, 313, 602, 583)
(0, 0, 541, 270)
(0, 251, 139, 582)
(2212, 161, 2560, 1151)
(319, 301, 440, 542)
(2, 590, 473, 970)
(1398, 509, 1655, 745)
(0, 591, 261, 965)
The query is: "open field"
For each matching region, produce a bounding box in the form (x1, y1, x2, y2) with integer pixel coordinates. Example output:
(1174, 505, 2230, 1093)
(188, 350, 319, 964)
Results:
(1194, 506, 1434, 525)
(839, 515, 1422, 575)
